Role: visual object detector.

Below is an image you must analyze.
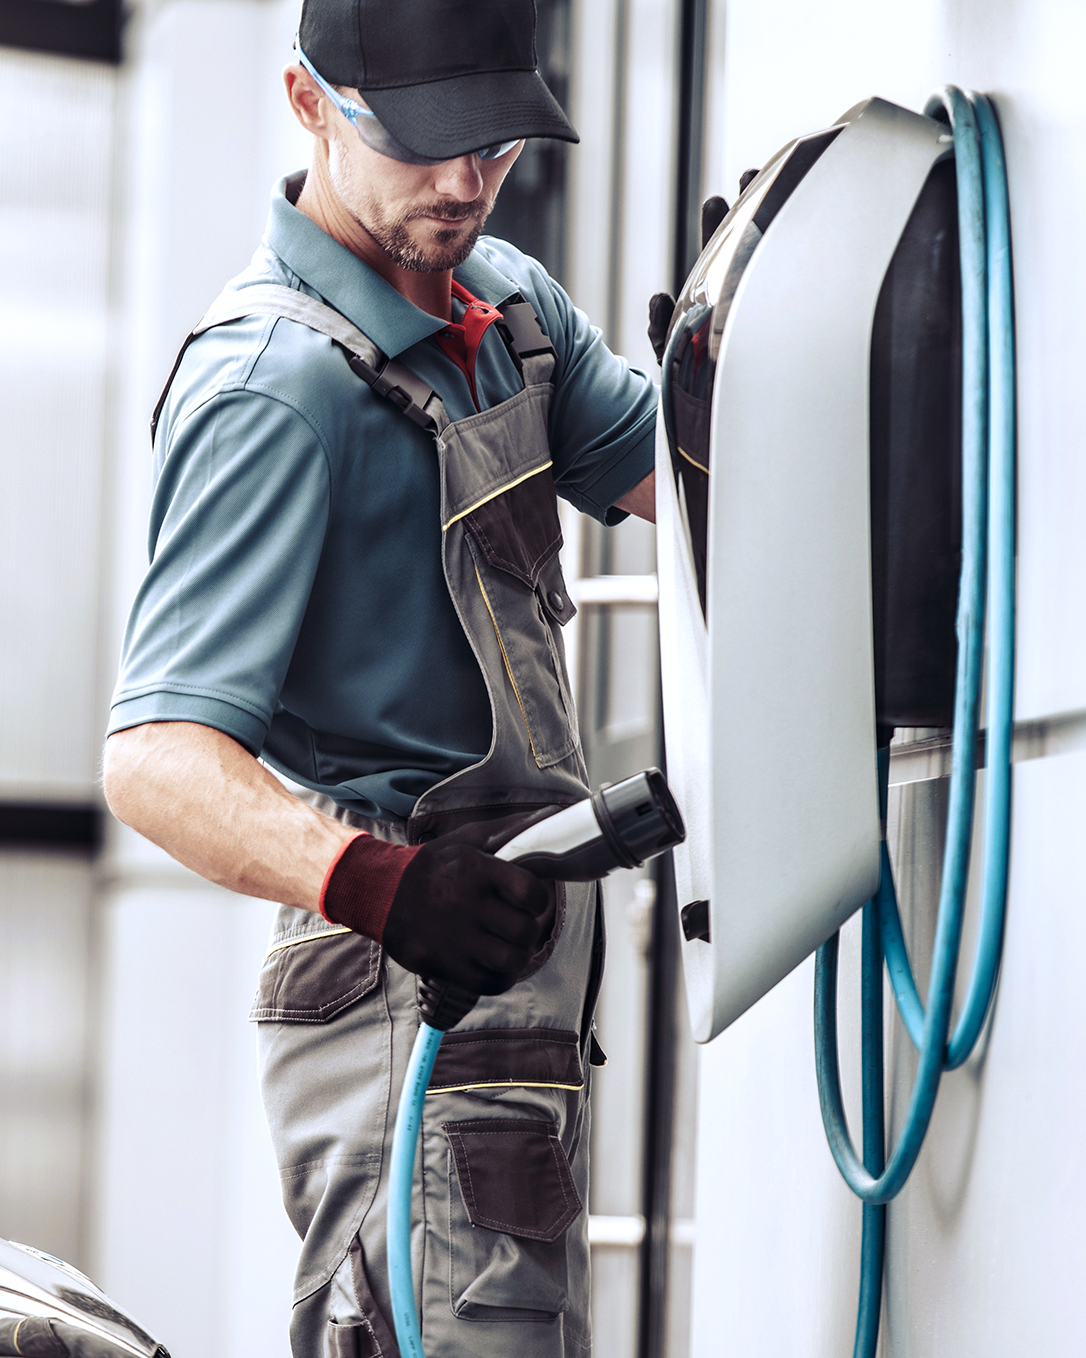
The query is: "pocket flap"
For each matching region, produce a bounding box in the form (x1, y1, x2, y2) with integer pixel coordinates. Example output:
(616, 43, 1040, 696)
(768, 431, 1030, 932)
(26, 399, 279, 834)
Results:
(536, 553, 577, 626)
(464, 466, 562, 589)
(444, 1118, 583, 1242)
(249, 929, 380, 1023)
(429, 1027, 583, 1093)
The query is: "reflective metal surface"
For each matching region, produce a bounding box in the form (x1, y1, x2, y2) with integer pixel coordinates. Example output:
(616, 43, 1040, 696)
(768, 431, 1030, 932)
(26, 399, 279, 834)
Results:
(0, 1239, 168, 1357)
(660, 125, 844, 616)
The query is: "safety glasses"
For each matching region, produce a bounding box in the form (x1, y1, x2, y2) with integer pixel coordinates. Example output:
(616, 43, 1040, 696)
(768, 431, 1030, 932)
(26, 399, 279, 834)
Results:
(296, 45, 521, 166)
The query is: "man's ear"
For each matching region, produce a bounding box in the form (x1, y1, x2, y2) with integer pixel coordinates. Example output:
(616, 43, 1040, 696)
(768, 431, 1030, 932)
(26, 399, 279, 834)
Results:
(284, 65, 331, 139)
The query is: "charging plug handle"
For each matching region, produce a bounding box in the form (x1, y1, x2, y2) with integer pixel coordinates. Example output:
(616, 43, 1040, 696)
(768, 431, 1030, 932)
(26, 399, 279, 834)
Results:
(417, 769, 685, 1029)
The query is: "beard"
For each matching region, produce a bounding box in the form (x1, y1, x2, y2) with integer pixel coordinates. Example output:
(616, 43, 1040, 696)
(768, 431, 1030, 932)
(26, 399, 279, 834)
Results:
(325, 139, 497, 273)
(357, 198, 493, 273)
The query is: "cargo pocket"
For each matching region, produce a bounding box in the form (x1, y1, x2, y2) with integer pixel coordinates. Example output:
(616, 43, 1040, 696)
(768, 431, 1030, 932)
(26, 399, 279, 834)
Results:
(249, 927, 381, 1023)
(429, 1027, 583, 1095)
(327, 1318, 379, 1358)
(325, 1237, 397, 1357)
(443, 1118, 583, 1322)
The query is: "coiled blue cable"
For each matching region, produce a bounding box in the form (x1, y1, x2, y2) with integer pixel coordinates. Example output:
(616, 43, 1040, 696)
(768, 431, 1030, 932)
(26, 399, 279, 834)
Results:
(877, 91, 1016, 1070)
(814, 86, 1016, 1358)
(387, 1022, 444, 1358)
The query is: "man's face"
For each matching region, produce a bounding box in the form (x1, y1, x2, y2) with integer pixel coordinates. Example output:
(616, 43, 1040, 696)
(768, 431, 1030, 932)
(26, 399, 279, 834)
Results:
(325, 92, 523, 273)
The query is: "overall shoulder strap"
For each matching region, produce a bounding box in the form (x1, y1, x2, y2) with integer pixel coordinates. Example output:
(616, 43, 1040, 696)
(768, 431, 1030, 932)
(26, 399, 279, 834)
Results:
(150, 283, 449, 444)
(495, 293, 557, 389)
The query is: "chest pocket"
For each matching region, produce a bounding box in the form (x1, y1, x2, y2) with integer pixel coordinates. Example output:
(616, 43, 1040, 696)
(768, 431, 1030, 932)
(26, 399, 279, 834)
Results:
(442, 389, 579, 770)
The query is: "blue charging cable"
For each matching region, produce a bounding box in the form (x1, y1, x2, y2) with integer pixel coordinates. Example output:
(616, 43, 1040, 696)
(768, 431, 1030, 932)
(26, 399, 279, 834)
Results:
(386, 974, 479, 1358)
(814, 86, 1016, 1358)
(387, 1022, 444, 1358)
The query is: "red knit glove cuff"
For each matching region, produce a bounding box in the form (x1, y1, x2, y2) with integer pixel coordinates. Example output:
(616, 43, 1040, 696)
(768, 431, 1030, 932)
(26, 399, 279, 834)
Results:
(319, 833, 422, 943)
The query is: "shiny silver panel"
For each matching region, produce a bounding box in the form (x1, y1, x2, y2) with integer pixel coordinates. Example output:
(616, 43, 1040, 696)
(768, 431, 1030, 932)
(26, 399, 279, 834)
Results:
(0, 1238, 167, 1357)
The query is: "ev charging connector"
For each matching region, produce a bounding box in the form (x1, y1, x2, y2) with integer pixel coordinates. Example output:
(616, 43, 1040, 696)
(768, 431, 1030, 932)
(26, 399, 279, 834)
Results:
(417, 768, 685, 1033)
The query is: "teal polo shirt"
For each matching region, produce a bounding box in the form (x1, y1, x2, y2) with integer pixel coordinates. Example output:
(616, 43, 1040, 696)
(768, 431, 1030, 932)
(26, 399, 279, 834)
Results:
(109, 173, 658, 819)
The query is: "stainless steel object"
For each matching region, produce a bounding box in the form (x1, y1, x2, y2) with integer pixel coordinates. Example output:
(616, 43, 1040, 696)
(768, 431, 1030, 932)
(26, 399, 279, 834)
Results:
(0, 1238, 169, 1357)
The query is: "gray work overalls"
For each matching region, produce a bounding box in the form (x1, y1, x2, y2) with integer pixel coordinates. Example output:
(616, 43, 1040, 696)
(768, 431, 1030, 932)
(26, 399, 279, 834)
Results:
(168, 283, 604, 1358)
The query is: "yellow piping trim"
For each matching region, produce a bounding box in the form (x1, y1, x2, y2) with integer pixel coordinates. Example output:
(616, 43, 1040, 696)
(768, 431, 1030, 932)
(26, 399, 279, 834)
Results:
(264, 926, 352, 959)
(12, 1317, 27, 1355)
(474, 565, 538, 760)
(427, 1081, 585, 1095)
(677, 446, 710, 475)
(442, 460, 553, 531)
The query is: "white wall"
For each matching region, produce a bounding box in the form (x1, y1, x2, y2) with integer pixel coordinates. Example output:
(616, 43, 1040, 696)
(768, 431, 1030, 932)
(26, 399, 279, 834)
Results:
(93, 843, 297, 1358)
(1, 5, 312, 1350)
(689, 2, 1086, 1354)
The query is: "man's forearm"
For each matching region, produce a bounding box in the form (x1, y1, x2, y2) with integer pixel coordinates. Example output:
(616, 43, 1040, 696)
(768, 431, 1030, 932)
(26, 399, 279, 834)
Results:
(103, 722, 356, 910)
(615, 469, 656, 523)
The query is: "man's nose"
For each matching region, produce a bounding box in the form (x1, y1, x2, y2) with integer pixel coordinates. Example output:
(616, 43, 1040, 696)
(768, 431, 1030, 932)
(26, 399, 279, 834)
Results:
(433, 155, 484, 201)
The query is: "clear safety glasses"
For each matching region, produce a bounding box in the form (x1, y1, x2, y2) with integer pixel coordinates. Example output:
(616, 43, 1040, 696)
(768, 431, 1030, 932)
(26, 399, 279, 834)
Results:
(296, 45, 521, 167)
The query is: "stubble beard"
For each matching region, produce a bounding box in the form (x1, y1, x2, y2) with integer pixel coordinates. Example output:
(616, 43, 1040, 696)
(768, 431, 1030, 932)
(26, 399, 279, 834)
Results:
(360, 199, 494, 273)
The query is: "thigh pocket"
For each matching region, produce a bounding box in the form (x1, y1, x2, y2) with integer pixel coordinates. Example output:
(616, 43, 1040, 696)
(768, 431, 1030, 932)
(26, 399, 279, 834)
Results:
(444, 1119, 582, 1321)
(249, 928, 381, 1023)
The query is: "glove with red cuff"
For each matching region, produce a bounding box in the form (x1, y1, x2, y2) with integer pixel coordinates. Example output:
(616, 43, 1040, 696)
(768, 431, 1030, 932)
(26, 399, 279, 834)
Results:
(320, 827, 554, 996)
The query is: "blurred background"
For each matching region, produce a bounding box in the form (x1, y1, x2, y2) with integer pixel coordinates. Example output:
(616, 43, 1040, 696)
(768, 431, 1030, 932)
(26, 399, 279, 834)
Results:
(3, 1, 1086, 1356)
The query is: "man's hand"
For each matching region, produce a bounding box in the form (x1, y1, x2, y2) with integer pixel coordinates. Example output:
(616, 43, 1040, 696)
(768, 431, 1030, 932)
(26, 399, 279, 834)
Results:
(382, 842, 552, 994)
(647, 193, 732, 366)
(322, 811, 558, 994)
(647, 293, 677, 365)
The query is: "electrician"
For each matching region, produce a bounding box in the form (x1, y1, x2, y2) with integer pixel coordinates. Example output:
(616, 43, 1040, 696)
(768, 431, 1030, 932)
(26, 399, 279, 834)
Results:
(103, 0, 657, 1353)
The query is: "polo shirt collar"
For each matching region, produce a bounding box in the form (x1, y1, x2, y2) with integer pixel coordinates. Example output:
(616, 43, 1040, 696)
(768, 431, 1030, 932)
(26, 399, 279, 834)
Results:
(453, 251, 521, 309)
(264, 174, 519, 359)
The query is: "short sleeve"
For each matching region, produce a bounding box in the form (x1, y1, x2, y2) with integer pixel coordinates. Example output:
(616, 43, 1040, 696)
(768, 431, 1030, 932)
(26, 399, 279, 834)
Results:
(545, 283, 658, 523)
(108, 388, 332, 750)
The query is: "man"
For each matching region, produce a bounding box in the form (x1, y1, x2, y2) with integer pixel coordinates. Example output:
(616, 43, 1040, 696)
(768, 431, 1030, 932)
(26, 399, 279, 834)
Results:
(104, 1, 657, 1354)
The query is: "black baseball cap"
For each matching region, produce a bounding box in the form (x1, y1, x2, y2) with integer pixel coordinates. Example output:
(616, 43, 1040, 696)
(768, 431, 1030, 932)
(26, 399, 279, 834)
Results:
(298, 0, 579, 160)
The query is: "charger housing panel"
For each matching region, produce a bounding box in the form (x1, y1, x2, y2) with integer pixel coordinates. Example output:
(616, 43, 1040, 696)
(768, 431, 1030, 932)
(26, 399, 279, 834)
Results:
(657, 97, 953, 1041)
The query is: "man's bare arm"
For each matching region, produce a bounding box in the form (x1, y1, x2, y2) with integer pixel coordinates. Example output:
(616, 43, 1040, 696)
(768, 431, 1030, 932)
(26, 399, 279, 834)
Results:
(614, 470, 656, 523)
(103, 722, 356, 910)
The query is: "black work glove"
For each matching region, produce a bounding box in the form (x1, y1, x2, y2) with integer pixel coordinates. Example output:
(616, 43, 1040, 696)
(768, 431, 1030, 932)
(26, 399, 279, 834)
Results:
(382, 838, 553, 996)
(648, 194, 733, 365)
(647, 292, 677, 365)
(700, 193, 729, 245)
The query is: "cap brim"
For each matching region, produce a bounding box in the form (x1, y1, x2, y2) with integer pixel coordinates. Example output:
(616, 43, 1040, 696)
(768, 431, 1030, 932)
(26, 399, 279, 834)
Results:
(361, 68, 579, 160)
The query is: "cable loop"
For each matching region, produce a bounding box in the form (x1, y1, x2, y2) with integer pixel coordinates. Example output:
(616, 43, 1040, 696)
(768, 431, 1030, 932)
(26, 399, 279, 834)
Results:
(814, 87, 1016, 1210)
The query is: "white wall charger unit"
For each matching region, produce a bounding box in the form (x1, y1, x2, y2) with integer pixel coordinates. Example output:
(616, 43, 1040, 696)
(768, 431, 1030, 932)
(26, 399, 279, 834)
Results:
(657, 97, 954, 1041)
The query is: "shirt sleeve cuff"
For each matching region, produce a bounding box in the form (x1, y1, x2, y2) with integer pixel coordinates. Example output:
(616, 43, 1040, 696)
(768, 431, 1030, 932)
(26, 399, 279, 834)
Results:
(561, 418, 657, 525)
(107, 691, 269, 755)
